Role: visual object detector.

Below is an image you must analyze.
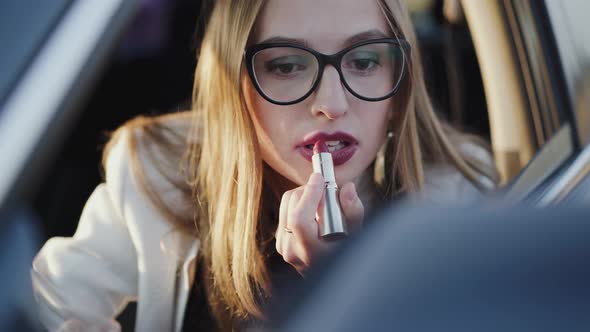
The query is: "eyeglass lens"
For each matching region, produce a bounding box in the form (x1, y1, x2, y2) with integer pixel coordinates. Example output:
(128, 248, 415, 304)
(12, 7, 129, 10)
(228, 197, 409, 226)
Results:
(251, 42, 405, 103)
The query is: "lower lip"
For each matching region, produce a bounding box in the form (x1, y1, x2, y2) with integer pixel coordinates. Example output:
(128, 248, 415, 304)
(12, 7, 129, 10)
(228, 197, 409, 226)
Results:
(297, 144, 357, 166)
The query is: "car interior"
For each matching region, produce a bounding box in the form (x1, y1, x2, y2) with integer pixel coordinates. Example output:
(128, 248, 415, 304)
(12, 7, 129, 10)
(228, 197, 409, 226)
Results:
(1, 0, 588, 330)
(11, 1, 489, 327)
(276, 204, 590, 332)
(32, 0, 491, 238)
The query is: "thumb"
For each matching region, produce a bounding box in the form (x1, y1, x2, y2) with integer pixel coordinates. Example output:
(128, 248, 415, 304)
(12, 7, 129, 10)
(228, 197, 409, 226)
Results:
(339, 182, 364, 233)
(293, 172, 325, 243)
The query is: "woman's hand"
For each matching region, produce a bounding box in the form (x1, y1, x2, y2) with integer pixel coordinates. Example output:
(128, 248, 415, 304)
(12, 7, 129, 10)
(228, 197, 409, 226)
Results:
(275, 172, 364, 276)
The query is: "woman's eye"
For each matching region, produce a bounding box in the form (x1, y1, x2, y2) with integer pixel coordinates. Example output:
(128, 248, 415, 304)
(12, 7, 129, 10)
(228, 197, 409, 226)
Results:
(344, 51, 380, 73)
(272, 63, 298, 74)
(265, 56, 307, 76)
(352, 58, 375, 71)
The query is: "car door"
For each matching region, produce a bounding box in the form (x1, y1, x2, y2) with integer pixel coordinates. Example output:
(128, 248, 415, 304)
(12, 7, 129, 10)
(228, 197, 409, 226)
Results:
(461, 0, 590, 202)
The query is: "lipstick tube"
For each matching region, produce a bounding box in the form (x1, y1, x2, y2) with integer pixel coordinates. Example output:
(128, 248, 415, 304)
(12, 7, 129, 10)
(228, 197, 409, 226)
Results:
(312, 143, 347, 240)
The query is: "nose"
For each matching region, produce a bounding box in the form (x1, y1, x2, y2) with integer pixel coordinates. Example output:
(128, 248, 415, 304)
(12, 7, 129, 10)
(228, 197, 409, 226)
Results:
(311, 66, 349, 120)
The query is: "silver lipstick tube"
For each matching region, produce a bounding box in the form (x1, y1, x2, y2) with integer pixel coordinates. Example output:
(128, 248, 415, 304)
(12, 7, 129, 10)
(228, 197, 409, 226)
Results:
(312, 152, 347, 240)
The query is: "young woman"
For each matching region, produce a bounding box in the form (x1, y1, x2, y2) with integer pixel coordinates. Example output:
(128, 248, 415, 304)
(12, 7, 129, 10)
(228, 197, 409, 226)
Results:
(32, 0, 497, 331)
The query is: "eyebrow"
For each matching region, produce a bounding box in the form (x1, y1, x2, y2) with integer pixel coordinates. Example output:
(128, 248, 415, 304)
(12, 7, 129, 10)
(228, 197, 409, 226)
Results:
(258, 29, 389, 48)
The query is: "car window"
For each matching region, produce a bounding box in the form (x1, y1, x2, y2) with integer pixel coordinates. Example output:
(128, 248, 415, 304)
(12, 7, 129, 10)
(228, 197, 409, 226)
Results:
(506, 0, 590, 202)
(405, 0, 489, 139)
(544, 0, 590, 146)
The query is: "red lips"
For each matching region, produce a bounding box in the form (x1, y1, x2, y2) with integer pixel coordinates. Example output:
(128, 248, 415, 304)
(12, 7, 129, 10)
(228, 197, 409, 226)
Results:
(297, 132, 358, 166)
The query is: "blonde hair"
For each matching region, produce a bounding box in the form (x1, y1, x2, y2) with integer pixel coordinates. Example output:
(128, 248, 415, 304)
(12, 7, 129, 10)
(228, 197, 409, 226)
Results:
(104, 0, 498, 327)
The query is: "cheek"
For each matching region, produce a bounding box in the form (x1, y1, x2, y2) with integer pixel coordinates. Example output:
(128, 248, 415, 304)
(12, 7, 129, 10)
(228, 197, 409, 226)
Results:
(243, 78, 273, 142)
(356, 104, 393, 172)
(246, 95, 282, 148)
(242, 78, 295, 162)
(357, 100, 392, 142)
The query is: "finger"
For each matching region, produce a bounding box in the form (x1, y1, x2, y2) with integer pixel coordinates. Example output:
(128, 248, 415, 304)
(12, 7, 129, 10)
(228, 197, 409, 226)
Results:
(286, 188, 304, 233)
(278, 190, 294, 232)
(290, 173, 325, 246)
(339, 182, 364, 233)
(280, 243, 306, 270)
(286, 188, 312, 264)
(276, 190, 295, 254)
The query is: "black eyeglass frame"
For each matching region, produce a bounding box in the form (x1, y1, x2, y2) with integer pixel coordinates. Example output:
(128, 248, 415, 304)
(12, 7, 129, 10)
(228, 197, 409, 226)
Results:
(244, 38, 411, 106)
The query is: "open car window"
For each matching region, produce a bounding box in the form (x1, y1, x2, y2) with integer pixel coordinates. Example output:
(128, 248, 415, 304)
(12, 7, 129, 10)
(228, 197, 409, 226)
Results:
(504, 0, 590, 203)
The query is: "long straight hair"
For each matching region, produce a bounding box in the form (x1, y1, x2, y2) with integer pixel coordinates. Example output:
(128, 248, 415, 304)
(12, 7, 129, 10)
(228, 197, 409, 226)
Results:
(105, 0, 498, 325)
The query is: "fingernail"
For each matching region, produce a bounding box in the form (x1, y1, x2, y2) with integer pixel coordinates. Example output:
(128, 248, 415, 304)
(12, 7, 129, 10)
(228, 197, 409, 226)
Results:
(345, 183, 356, 202)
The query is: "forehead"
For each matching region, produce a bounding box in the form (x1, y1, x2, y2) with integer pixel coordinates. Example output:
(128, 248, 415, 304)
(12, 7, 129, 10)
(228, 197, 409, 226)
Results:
(252, 0, 391, 52)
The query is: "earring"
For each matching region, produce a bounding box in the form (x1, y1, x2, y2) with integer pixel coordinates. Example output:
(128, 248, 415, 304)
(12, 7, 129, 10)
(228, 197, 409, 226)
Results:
(374, 131, 394, 186)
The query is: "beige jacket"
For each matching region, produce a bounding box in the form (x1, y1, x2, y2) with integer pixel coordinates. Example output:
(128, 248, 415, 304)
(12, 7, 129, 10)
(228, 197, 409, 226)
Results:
(32, 116, 491, 332)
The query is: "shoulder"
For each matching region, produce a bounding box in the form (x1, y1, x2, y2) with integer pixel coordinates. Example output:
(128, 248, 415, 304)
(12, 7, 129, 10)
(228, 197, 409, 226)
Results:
(102, 111, 196, 222)
(423, 142, 496, 203)
(103, 111, 194, 162)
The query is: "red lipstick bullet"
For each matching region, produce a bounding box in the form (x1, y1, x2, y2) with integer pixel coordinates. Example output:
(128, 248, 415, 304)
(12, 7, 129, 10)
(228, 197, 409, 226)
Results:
(313, 141, 329, 154)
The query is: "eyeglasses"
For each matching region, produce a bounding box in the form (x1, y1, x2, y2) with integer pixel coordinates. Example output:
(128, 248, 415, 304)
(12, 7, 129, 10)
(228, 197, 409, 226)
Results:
(244, 38, 411, 106)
